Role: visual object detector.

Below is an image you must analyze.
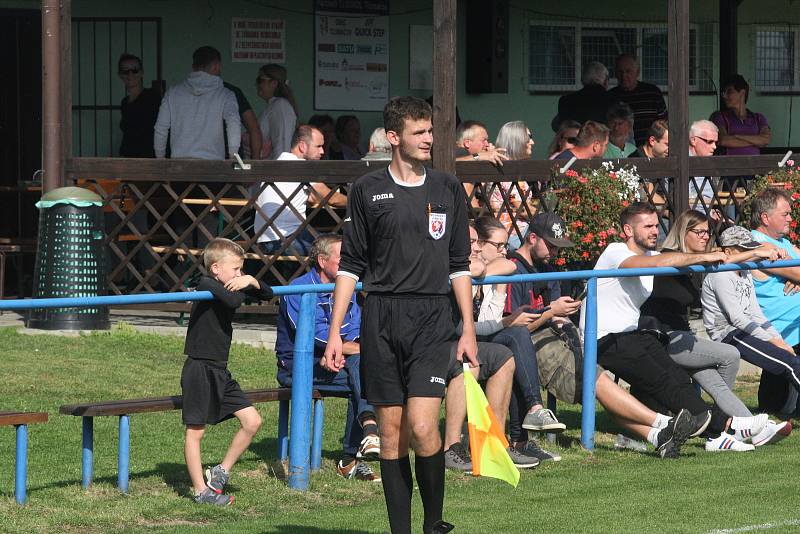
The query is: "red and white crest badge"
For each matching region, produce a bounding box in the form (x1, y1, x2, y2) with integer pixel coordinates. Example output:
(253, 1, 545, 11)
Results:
(429, 212, 446, 240)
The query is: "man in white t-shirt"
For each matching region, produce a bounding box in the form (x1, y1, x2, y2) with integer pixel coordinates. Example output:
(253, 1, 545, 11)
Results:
(253, 124, 347, 255)
(582, 202, 764, 454)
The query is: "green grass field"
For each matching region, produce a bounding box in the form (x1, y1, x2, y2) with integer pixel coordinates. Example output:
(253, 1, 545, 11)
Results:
(1, 325, 799, 533)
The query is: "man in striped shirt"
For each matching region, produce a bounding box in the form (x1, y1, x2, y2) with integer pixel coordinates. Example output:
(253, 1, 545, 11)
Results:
(608, 54, 667, 146)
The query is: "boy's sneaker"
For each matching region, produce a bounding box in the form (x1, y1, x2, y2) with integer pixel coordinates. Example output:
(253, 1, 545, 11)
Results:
(522, 408, 567, 433)
(656, 408, 694, 459)
(506, 446, 540, 469)
(204, 464, 230, 494)
(730, 413, 769, 442)
(444, 443, 472, 473)
(194, 487, 234, 506)
(515, 439, 562, 462)
(356, 433, 381, 461)
(705, 434, 755, 452)
(752, 420, 792, 447)
(337, 459, 382, 482)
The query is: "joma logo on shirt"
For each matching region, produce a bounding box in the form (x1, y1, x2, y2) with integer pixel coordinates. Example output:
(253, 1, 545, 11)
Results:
(429, 376, 445, 385)
(372, 193, 394, 202)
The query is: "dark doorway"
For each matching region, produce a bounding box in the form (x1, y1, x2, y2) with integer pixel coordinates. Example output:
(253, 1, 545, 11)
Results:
(0, 9, 42, 297)
(0, 8, 42, 195)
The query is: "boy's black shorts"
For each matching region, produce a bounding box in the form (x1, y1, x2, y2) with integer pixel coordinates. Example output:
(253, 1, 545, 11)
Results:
(361, 294, 457, 405)
(181, 357, 252, 426)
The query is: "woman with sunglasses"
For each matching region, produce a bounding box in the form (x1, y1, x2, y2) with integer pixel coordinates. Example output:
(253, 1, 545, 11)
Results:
(255, 64, 299, 159)
(118, 53, 161, 158)
(639, 210, 772, 449)
(470, 216, 566, 465)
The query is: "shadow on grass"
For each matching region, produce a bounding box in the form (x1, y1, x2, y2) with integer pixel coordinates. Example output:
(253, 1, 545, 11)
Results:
(250, 436, 344, 464)
(265, 527, 373, 534)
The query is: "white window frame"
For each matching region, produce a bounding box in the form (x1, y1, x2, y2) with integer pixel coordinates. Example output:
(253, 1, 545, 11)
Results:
(753, 26, 800, 93)
(527, 20, 701, 93)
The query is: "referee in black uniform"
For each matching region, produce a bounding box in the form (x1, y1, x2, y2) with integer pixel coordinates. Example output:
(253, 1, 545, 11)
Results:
(323, 96, 478, 534)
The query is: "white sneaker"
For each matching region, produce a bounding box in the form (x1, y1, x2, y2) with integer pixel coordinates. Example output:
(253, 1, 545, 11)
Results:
(752, 420, 792, 447)
(705, 434, 755, 452)
(729, 414, 769, 442)
(356, 434, 380, 461)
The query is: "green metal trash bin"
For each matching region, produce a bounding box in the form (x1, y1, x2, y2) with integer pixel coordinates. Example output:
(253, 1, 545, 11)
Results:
(26, 187, 110, 330)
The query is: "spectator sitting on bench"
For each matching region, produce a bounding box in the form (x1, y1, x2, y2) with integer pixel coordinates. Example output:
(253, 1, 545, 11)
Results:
(253, 124, 347, 256)
(182, 238, 274, 505)
(276, 234, 381, 482)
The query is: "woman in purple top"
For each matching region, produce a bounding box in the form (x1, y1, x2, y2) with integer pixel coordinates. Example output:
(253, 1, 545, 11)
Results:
(710, 74, 771, 156)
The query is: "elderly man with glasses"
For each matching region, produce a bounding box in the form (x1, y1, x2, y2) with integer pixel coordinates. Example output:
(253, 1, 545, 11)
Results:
(688, 120, 721, 216)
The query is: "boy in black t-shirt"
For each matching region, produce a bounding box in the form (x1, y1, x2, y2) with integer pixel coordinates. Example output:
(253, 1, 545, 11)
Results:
(182, 238, 273, 505)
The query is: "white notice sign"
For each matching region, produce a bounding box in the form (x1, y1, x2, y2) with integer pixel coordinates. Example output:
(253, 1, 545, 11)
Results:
(231, 18, 285, 63)
(314, 11, 389, 111)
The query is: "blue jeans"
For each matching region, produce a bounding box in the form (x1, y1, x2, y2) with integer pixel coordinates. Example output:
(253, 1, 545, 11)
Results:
(277, 354, 374, 456)
(259, 227, 315, 256)
(482, 326, 543, 442)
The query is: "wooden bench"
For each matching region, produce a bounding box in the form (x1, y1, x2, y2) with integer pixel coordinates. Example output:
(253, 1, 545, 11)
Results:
(150, 245, 305, 264)
(59, 387, 349, 492)
(0, 411, 48, 504)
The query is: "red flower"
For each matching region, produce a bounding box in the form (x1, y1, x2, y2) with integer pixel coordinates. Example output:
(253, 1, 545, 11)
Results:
(555, 258, 566, 266)
(622, 200, 630, 207)
(598, 231, 608, 239)
(792, 192, 800, 201)
(609, 172, 617, 179)
(598, 240, 606, 247)
(581, 251, 590, 259)
(784, 183, 792, 190)
(577, 177, 588, 184)
(566, 169, 579, 177)
(791, 221, 798, 229)
(607, 227, 617, 235)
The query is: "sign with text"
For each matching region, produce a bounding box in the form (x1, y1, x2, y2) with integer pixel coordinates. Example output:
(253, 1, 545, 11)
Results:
(314, 2, 389, 111)
(231, 18, 285, 63)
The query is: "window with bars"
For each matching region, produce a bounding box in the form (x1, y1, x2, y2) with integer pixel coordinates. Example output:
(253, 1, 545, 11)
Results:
(528, 21, 711, 92)
(754, 28, 799, 91)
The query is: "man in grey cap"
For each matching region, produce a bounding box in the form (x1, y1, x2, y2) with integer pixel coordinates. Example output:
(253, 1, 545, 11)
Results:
(702, 225, 799, 436)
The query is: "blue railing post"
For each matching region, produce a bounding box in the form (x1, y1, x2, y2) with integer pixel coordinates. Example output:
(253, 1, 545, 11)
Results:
(15, 424, 28, 505)
(118, 415, 130, 493)
(581, 276, 599, 451)
(311, 399, 325, 472)
(82, 417, 93, 488)
(288, 292, 316, 491)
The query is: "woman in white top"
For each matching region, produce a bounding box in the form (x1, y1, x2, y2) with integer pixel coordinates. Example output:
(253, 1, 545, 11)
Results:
(256, 64, 298, 159)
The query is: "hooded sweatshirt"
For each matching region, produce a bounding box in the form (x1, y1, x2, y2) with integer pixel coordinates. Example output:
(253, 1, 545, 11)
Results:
(154, 71, 241, 160)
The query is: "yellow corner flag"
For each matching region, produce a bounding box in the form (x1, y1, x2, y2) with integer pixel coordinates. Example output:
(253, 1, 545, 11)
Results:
(463, 363, 520, 487)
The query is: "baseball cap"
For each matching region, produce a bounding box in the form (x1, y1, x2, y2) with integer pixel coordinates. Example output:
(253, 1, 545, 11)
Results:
(719, 226, 762, 250)
(529, 212, 575, 248)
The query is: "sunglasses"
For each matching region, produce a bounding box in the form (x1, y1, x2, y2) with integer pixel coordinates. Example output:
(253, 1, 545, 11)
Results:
(119, 68, 140, 75)
(694, 136, 717, 145)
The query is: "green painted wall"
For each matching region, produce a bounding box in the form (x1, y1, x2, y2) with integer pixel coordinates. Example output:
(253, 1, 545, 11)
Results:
(3, 0, 799, 158)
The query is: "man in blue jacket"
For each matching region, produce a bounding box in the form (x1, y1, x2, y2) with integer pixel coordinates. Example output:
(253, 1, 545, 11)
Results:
(276, 234, 381, 481)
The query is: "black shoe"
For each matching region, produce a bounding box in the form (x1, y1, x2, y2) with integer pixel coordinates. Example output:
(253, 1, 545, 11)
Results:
(425, 520, 455, 534)
(656, 408, 694, 459)
(689, 410, 712, 437)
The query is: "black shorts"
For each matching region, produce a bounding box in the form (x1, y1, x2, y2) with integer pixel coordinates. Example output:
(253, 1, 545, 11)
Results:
(181, 357, 252, 426)
(446, 342, 512, 383)
(361, 294, 457, 405)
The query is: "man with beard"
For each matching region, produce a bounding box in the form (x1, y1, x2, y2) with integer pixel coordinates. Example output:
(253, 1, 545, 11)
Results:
(323, 96, 476, 534)
(581, 202, 765, 454)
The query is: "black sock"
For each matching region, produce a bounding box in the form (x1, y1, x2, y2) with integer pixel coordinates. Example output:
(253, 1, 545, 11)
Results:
(341, 453, 356, 466)
(380, 456, 413, 534)
(362, 423, 379, 436)
(414, 450, 445, 533)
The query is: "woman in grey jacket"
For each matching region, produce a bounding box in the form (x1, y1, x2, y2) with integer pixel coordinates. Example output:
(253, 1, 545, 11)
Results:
(702, 225, 798, 440)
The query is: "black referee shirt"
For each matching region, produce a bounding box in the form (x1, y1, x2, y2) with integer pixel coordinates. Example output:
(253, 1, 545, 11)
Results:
(184, 276, 273, 363)
(339, 167, 471, 295)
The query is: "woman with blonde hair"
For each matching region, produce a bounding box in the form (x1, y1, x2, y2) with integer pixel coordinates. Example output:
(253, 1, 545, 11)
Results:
(256, 64, 298, 159)
(640, 210, 775, 449)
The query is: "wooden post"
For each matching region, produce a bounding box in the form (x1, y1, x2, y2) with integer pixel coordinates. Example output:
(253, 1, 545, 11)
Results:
(432, 0, 457, 175)
(61, 0, 72, 171)
(42, 0, 62, 192)
(719, 0, 739, 109)
(668, 0, 690, 216)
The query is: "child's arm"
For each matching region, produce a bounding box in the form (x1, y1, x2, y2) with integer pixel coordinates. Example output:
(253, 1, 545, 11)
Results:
(227, 275, 274, 301)
(197, 277, 248, 309)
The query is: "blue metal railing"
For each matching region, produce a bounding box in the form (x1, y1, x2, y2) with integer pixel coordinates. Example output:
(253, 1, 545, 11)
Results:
(4, 258, 800, 493)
